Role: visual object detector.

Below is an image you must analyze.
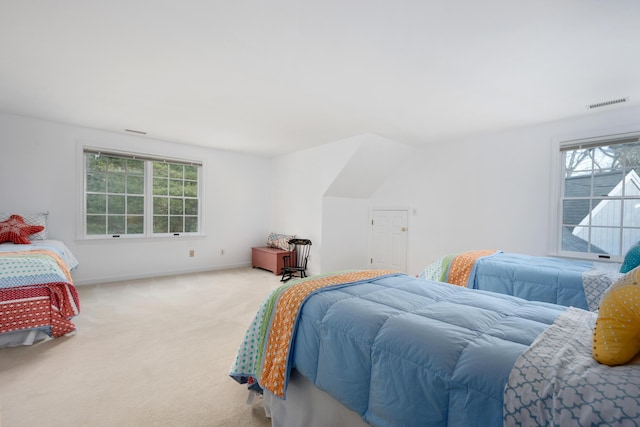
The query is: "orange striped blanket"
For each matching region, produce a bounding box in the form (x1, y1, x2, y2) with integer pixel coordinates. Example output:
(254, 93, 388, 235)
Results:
(447, 250, 500, 287)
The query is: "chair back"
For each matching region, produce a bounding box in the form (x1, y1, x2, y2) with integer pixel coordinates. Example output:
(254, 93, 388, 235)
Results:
(289, 238, 311, 269)
(281, 238, 312, 282)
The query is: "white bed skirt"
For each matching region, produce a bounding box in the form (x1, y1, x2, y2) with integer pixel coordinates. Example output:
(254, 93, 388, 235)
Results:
(0, 330, 50, 348)
(264, 369, 370, 427)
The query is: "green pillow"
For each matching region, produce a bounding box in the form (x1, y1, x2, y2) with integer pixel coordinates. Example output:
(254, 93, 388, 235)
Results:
(620, 242, 640, 273)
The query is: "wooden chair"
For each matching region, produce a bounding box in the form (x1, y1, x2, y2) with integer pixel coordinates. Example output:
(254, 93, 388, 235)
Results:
(281, 238, 312, 282)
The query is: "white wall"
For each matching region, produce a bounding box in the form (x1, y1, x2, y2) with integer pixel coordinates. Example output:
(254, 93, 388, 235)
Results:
(0, 112, 272, 284)
(269, 135, 363, 275)
(369, 105, 640, 276)
(5, 105, 639, 284)
(269, 133, 416, 274)
(321, 197, 370, 272)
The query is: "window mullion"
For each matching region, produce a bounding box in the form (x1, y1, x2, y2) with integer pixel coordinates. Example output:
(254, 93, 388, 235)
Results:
(145, 161, 153, 237)
(83, 148, 201, 239)
(558, 134, 640, 260)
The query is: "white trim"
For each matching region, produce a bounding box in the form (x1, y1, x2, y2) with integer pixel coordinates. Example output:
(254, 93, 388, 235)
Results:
(559, 131, 640, 151)
(553, 124, 640, 150)
(73, 263, 251, 286)
(76, 141, 88, 240)
(550, 126, 640, 261)
(77, 143, 204, 240)
(83, 145, 202, 166)
(548, 138, 562, 256)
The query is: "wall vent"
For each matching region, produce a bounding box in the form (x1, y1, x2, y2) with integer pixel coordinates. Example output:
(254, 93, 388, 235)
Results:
(586, 97, 629, 110)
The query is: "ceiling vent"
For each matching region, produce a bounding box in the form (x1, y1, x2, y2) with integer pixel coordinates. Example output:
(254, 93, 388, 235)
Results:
(586, 97, 629, 110)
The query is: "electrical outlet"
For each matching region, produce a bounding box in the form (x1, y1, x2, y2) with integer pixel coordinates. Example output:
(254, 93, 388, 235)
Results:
(189, 249, 195, 257)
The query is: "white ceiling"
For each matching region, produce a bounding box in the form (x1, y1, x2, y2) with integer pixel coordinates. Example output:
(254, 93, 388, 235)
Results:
(1, 1, 639, 158)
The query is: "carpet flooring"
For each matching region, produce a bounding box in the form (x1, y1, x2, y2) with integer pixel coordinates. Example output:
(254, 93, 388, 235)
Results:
(0, 267, 282, 427)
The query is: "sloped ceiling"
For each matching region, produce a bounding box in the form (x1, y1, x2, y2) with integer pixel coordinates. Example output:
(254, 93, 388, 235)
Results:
(0, 1, 639, 157)
(325, 134, 414, 198)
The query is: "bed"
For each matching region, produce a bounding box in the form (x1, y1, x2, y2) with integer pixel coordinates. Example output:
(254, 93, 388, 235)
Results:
(418, 250, 623, 311)
(229, 270, 640, 427)
(0, 213, 80, 348)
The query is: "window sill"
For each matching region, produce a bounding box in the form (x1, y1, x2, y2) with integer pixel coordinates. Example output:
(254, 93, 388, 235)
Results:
(77, 233, 207, 242)
(547, 251, 623, 264)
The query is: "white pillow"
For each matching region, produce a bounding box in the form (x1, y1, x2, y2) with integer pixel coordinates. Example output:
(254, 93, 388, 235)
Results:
(0, 212, 48, 240)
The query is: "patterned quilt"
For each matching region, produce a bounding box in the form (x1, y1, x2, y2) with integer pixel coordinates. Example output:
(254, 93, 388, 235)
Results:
(504, 307, 640, 425)
(0, 239, 79, 271)
(582, 261, 624, 311)
(0, 249, 80, 337)
(446, 249, 500, 286)
(419, 249, 501, 286)
(229, 270, 397, 398)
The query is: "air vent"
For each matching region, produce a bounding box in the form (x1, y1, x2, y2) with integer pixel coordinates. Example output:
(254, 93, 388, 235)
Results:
(125, 128, 147, 135)
(586, 97, 629, 110)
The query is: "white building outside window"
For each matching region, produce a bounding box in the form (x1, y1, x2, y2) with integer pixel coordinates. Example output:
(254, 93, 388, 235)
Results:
(558, 134, 640, 260)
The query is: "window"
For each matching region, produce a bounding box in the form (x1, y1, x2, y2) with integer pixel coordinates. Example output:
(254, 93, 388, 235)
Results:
(84, 149, 202, 238)
(151, 162, 200, 234)
(557, 134, 640, 259)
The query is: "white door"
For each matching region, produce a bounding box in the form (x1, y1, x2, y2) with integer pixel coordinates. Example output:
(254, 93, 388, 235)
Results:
(370, 209, 408, 272)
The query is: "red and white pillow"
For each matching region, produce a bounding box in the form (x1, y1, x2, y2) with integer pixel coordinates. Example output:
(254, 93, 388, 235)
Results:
(0, 212, 48, 240)
(0, 214, 46, 244)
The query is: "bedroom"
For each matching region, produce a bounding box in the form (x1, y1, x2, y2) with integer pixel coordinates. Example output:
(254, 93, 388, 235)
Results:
(1, 1, 640, 426)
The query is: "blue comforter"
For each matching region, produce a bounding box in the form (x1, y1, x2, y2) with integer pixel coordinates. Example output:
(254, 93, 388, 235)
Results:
(420, 252, 604, 310)
(469, 253, 593, 309)
(288, 273, 565, 426)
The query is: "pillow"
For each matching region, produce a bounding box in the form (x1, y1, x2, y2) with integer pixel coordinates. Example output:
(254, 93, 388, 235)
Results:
(266, 233, 295, 251)
(0, 212, 48, 240)
(592, 266, 640, 366)
(620, 241, 640, 273)
(0, 214, 46, 244)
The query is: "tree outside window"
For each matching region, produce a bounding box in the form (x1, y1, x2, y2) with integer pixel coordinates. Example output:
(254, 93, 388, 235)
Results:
(560, 138, 640, 258)
(84, 150, 201, 238)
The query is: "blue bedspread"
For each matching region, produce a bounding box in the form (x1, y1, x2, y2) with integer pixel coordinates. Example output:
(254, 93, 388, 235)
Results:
(469, 253, 593, 309)
(420, 252, 621, 311)
(284, 273, 565, 426)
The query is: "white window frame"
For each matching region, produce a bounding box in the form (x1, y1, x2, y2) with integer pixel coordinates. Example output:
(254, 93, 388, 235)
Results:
(551, 130, 640, 261)
(80, 146, 203, 240)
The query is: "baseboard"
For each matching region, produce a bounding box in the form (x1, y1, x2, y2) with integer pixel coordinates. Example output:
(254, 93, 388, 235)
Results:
(74, 262, 252, 286)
